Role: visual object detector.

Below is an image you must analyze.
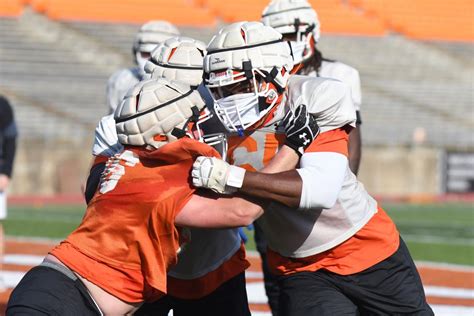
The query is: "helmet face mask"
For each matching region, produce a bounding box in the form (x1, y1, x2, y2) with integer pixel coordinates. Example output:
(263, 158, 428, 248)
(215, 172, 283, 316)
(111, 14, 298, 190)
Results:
(207, 66, 281, 133)
(187, 107, 228, 159)
(261, 0, 320, 65)
(282, 23, 316, 64)
(203, 22, 294, 133)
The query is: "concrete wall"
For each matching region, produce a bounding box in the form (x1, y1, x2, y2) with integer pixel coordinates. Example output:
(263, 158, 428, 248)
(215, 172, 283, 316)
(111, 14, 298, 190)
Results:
(8, 141, 442, 197)
(10, 139, 93, 196)
(358, 146, 442, 196)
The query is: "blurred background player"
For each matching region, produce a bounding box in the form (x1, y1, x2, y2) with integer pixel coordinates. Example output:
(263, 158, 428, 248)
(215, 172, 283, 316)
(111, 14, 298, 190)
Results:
(194, 21, 432, 316)
(0, 95, 17, 291)
(106, 20, 180, 114)
(260, 0, 363, 311)
(88, 21, 180, 196)
(262, 0, 362, 175)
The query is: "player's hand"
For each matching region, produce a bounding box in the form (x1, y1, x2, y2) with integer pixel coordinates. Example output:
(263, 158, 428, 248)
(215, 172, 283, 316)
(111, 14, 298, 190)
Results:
(280, 104, 320, 156)
(191, 156, 246, 194)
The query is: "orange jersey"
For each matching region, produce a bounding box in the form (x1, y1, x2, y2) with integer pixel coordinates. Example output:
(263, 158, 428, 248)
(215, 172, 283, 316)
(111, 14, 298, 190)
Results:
(267, 207, 400, 276)
(51, 138, 220, 303)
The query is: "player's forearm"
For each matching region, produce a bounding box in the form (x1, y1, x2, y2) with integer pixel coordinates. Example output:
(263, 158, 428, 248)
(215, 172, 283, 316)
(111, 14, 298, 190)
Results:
(348, 126, 361, 175)
(238, 146, 301, 208)
(260, 145, 299, 174)
(175, 192, 265, 228)
(240, 170, 302, 208)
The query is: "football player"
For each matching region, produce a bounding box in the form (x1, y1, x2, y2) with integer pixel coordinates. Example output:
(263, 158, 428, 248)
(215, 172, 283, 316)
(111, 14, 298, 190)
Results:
(192, 21, 433, 316)
(7, 78, 318, 315)
(262, 0, 362, 175)
(106, 20, 180, 114)
(140, 37, 253, 316)
(259, 0, 364, 311)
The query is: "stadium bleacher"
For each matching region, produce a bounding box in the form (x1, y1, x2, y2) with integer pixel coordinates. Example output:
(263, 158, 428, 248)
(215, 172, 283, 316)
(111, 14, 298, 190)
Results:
(0, 1, 473, 148)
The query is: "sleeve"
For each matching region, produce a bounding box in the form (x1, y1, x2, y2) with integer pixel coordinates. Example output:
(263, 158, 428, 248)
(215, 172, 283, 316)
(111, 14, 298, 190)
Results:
(306, 79, 357, 133)
(106, 71, 121, 114)
(0, 98, 18, 177)
(296, 128, 349, 210)
(348, 68, 362, 112)
(1, 133, 17, 177)
(106, 69, 134, 114)
(84, 162, 106, 204)
(92, 114, 124, 157)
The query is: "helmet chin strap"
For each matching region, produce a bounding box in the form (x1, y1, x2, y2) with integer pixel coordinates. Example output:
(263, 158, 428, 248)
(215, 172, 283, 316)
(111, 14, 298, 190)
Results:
(171, 106, 201, 139)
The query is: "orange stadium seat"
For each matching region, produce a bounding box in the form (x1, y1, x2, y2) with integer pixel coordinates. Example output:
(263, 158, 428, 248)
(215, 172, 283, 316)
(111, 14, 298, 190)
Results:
(314, 3, 386, 36)
(350, 0, 474, 41)
(0, 0, 24, 17)
(31, 0, 217, 26)
(200, 0, 386, 36)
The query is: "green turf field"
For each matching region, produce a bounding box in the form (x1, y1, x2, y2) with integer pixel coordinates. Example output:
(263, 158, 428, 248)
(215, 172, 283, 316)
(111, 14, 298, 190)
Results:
(4, 202, 473, 265)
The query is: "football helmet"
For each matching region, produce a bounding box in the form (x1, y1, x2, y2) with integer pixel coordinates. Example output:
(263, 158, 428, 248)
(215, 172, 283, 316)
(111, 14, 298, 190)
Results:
(133, 20, 180, 72)
(261, 0, 320, 65)
(144, 36, 206, 87)
(115, 78, 202, 148)
(204, 21, 294, 133)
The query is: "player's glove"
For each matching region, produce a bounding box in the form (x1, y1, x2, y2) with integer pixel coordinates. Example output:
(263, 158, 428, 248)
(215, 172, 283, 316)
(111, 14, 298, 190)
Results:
(192, 156, 246, 194)
(281, 104, 320, 156)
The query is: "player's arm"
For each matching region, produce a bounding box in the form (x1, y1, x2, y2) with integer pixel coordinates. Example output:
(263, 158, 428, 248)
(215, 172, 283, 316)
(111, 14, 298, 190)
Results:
(192, 105, 347, 209)
(348, 122, 361, 175)
(176, 144, 300, 228)
(348, 68, 363, 175)
(220, 148, 347, 210)
(175, 192, 265, 228)
(0, 99, 17, 191)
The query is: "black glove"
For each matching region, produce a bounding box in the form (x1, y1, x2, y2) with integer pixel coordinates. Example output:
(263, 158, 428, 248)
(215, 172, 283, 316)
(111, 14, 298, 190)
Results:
(280, 104, 320, 156)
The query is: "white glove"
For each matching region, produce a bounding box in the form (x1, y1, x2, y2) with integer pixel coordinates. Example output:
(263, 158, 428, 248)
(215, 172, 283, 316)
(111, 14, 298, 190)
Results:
(192, 156, 246, 194)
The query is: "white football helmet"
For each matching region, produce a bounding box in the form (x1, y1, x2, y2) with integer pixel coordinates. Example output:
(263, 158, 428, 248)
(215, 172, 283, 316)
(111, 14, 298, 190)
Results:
(133, 20, 181, 72)
(115, 78, 204, 149)
(144, 37, 206, 87)
(261, 0, 320, 65)
(204, 21, 294, 133)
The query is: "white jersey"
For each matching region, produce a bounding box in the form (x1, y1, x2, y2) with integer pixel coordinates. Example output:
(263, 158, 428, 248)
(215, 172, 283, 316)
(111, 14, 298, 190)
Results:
(92, 109, 241, 281)
(92, 114, 124, 157)
(228, 75, 376, 258)
(307, 60, 361, 111)
(106, 67, 143, 113)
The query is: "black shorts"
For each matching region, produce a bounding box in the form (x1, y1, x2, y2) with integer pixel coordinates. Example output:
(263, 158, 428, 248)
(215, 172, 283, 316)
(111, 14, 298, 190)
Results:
(277, 237, 434, 316)
(7, 264, 101, 315)
(136, 272, 251, 316)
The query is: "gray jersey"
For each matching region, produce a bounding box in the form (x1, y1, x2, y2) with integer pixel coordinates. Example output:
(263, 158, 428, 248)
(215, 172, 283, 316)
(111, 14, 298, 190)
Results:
(106, 67, 142, 114)
(308, 60, 362, 111)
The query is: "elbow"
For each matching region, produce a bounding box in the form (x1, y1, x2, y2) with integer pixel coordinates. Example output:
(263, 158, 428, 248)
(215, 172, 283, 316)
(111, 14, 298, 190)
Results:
(232, 204, 263, 226)
(238, 214, 257, 227)
(299, 191, 339, 210)
(318, 194, 338, 209)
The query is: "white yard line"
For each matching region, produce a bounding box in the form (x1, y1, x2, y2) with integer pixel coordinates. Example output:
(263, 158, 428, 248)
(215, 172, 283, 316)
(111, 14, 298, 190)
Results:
(1, 270, 472, 316)
(4, 254, 44, 266)
(250, 306, 474, 316)
(246, 281, 474, 304)
(425, 286, 474, 299)
(416, 260, 474, 272)
(402, 234, 474, 246)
